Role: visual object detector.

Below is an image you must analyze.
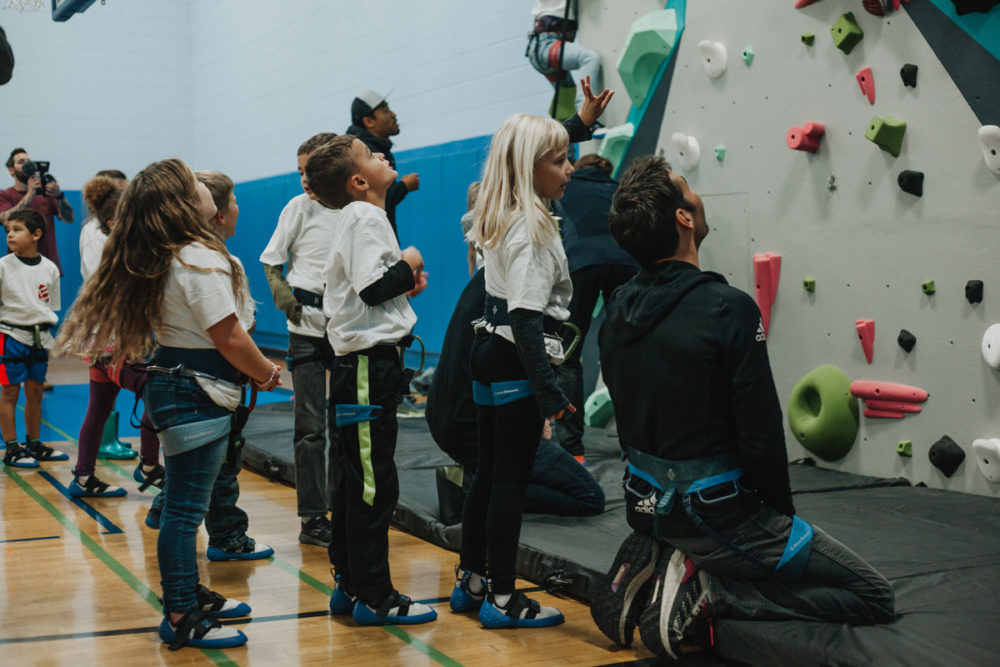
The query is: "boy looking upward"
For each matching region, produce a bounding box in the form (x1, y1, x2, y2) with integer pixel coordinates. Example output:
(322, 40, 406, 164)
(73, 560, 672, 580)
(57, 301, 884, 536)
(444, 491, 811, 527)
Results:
(305, 135, 431, 626)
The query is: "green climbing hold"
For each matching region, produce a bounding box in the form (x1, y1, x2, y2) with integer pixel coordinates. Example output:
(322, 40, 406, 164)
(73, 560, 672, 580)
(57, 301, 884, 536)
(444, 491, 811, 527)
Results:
(788, 365, 860, 462)
(803, 277, 816, 292)
(865, 115, 907, 157)
(801, 33, 815, 46)
(598, 123, 635, 177)
(830, 12, 864, 55)
(921, 280, 936, 295)
(741, 47, 754, 66)
(714, 145, 726, 161)
(616, 10, 679, 108)
(897, 440, 913, 457)
(584, 386, 614, 427)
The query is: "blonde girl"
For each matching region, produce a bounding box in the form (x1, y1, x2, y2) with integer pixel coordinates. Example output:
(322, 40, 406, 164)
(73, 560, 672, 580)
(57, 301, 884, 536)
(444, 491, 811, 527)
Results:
(450, 114, 575, 628)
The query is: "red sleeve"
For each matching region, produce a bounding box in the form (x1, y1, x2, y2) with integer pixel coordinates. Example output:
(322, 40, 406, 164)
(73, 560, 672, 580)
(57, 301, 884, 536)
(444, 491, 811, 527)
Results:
(0, 189, 16, 212)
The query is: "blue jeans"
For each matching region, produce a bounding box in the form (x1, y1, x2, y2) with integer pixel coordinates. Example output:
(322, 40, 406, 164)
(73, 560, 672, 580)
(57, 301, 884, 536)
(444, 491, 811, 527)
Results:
(667, 505, 895, 626)
(157, 434, 228, 614)
(289, 332, 334, 517)
(527, 33, 601, 108)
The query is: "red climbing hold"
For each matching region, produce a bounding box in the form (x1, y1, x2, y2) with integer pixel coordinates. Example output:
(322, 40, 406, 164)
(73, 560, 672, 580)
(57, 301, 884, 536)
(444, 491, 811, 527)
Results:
(753, 253, 781, 335)
(864, 408, 906, 419)
(865, 399, 923, 413)
(856, 67, 875, 105)
(786, 121, 825, 153)
(850, 380, 929, 403)
(856, 319, 875, 364)
(794, 0, 822, 7)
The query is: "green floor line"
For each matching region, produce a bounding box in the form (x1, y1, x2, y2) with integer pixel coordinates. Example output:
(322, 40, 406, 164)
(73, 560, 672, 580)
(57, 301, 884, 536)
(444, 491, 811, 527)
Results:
(267, 555, 464, 666)
(2, 467, 237, 667)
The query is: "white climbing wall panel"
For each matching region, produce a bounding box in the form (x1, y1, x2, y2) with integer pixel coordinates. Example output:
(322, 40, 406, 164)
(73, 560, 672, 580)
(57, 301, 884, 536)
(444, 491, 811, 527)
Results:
(627, 1, 1000, 494)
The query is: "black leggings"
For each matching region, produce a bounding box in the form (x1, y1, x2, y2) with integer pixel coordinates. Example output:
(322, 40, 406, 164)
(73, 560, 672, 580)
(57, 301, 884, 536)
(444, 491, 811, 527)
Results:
(459, 333, 544, 594)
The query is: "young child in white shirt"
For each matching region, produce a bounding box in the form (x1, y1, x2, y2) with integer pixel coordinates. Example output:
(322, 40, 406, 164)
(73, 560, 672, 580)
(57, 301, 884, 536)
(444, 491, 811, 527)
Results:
(0, 208, 63, 468)
(304, 134, 433, 626)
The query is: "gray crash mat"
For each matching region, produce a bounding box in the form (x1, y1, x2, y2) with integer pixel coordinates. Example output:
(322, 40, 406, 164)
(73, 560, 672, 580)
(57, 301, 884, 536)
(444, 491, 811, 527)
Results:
(242, 401, 1000, 666)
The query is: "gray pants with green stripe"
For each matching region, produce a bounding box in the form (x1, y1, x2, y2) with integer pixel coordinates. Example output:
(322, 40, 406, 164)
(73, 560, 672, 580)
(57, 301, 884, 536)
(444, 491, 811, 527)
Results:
(327, 345, 404, 606)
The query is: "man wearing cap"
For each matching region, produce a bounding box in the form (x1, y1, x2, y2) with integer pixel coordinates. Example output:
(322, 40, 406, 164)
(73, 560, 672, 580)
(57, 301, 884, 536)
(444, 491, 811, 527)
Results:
(345, 89, 419, 236)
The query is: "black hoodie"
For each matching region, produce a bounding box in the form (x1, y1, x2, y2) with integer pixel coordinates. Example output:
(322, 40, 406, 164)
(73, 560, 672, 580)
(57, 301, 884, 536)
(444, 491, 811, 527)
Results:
(599, 260, 795, 518)
(346, 123, 409, 236)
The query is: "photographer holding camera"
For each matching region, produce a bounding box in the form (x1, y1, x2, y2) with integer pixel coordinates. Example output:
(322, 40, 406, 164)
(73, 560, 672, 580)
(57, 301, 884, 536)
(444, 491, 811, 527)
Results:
(1, 148, 75, 273)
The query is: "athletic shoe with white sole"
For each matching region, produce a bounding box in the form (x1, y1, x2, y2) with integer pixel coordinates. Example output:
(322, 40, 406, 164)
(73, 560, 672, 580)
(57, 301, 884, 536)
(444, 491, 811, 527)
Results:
(207, 536, 274, 562)
(590, 531, 660, 646)
(638, 550, 710, 660)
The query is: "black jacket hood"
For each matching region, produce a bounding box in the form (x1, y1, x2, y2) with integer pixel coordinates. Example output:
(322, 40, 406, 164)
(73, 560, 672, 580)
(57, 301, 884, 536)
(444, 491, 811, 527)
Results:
(607, 260, 723, 345)
(345, 124, 395, 165)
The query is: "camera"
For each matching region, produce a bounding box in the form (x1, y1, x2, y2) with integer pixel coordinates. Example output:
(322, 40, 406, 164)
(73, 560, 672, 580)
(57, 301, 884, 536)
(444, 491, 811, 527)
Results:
(20, 159, 56, 193)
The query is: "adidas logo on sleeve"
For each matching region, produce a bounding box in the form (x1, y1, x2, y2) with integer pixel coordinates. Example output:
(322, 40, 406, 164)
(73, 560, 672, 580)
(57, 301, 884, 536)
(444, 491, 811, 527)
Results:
(755, 319, 766, 343)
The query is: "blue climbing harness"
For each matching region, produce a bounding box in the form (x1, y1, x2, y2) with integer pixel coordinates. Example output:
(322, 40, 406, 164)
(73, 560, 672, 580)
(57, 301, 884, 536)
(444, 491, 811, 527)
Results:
(626, 447, 813, 580)
(472, 379, 534, 406)
(335, 404, 384, 427)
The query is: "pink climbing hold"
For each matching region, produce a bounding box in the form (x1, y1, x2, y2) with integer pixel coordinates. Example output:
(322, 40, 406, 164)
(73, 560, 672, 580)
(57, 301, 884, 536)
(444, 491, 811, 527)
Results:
(856, 67, 875, 105)
(794, 0, 822, 7)
(850, 380, 929, 403)
(786, 122, 825, 153)
(856, 319, 875, 364)
(864, 399, 922, 413)
(753, 253, 781, 335)
(863, 408, 906, 419)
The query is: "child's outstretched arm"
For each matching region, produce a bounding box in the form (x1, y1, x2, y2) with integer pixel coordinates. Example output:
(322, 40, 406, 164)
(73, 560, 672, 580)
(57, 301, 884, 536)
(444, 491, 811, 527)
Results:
(207, 314, 282, 391)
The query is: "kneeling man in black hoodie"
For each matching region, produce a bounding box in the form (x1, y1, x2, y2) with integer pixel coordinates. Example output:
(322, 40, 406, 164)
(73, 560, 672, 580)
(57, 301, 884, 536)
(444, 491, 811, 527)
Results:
(591, 156, 894, 661)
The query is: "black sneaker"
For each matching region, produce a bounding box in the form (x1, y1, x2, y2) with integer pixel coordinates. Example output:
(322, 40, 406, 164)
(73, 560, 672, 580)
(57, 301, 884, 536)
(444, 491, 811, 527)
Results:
(590, 531, 660, 646)
(299, 515, 332, 547)
(638, 550, 710, 660)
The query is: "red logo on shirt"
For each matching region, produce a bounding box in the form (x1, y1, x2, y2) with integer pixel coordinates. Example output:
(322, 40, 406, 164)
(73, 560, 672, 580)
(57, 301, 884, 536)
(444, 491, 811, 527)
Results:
(38, 284, 50, 303)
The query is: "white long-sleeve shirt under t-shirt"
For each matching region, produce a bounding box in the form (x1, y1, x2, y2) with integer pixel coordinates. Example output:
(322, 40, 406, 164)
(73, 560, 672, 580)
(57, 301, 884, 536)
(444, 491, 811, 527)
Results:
(156, 243, 253, 350)
(0, 253, 61, 348)
(481, 214, 572, 346)
(259, 193, 338, 339)
(323, 200, 416, 356)
(79, 218, 107, 283)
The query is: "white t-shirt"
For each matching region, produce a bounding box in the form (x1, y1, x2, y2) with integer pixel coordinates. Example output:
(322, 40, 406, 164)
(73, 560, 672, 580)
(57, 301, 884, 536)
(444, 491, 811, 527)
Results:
(532, 0, 575, 20)
(323, 201, 416, 356)
(259, 193, 337, 338)
(482, 214, 571, 345)
(79, 218, 108, 283)
(156, 243, 253, 349)
(0, 253, 61, 348)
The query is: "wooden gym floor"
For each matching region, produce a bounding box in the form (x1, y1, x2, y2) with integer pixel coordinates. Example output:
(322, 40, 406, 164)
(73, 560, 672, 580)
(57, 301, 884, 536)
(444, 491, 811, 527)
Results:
(0, 358, 655, 666)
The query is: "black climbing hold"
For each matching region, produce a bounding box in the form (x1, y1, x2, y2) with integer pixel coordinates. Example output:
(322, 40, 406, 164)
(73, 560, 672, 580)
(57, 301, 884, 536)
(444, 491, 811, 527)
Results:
(966, 279, 984, 304)
(929, 435, 965, 478)
(900, 63, 918, 88)
(950, 0, 1000, 16)
(898, 170, 924, 196)
(897, 329, 916, 353)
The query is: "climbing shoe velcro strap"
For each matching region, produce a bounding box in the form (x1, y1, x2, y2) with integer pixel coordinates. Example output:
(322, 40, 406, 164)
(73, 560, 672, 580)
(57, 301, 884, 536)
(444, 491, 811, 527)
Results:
(168, 609, 220, 651)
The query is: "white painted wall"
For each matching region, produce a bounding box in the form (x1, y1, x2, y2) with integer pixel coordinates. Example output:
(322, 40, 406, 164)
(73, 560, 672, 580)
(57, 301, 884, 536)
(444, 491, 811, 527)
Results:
(0, 0, 192, 186)
(648, 1, 1000, 495)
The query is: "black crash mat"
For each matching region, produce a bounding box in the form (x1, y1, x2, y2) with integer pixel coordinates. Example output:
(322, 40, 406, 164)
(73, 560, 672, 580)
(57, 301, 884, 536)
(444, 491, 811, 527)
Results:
(242, 402, 1000, 666)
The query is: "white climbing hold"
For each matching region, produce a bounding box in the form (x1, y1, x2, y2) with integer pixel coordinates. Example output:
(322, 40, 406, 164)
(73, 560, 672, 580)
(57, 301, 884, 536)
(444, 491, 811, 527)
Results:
(697, 40, 728, 79)
(671, 132, 701, 171)
(982, 323, 1000, 369)
(973, 439, 1000, 483)
(978, 125, 1000, 176)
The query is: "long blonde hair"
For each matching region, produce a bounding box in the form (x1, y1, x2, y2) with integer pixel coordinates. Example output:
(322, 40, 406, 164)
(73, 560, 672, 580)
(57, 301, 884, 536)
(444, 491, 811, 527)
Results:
(56, 158, 246, 364)
(468, 113, 569, 249)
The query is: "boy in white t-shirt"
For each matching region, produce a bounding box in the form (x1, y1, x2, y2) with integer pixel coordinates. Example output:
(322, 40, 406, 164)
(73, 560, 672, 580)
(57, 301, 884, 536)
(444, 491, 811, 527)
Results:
(303, 135, 433, 626)
(0, 209, 65, 467)
(260, 132, 339, 548)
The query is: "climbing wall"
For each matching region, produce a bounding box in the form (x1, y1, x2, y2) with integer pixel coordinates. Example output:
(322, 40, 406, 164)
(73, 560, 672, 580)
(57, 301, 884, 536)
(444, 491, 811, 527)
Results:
(603, 1, 1000, 495)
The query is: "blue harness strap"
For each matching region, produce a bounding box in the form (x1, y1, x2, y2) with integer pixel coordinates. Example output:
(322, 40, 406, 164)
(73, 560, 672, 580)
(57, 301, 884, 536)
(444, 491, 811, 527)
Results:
(335, 403, 384, 427)
(472, 379, 534, 406)
(627, 447, 814, 581)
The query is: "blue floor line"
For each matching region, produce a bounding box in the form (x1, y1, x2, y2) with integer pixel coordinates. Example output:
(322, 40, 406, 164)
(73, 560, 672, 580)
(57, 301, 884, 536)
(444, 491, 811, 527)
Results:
(37, 470, 124, 535)
(0, 535, 61, 543)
